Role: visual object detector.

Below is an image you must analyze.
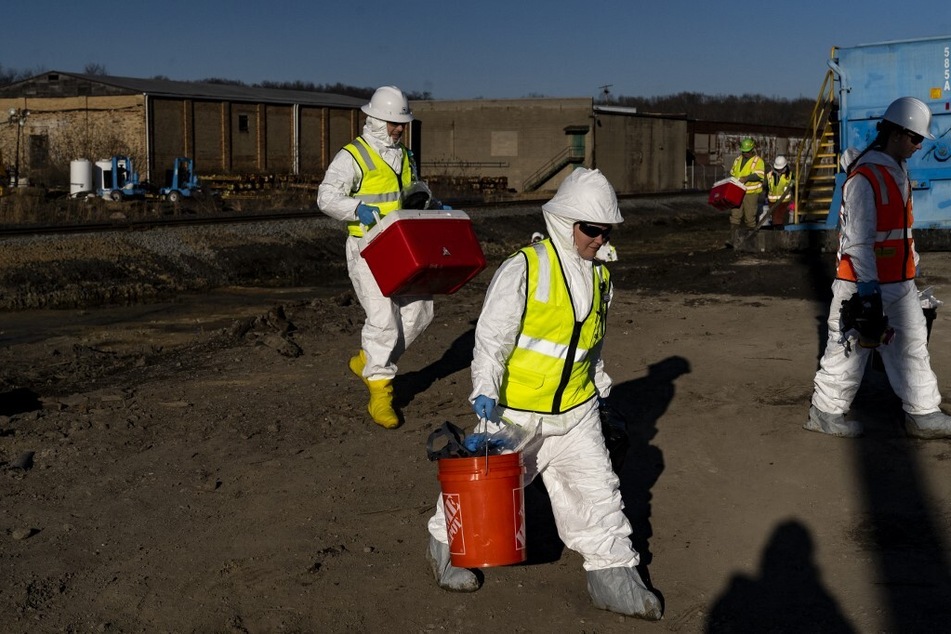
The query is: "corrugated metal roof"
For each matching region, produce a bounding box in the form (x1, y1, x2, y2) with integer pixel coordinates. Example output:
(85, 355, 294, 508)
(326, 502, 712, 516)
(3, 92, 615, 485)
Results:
(6, 71, 366, 108)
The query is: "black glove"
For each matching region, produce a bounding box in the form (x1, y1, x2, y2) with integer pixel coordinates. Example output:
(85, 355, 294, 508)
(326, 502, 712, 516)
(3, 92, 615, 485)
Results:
(599, 400, 630, 473)
(840, 291, 889, 348)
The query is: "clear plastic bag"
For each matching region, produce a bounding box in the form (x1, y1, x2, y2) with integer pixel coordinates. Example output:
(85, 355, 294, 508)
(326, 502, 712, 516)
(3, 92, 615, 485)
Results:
(463, 421, 530, 455)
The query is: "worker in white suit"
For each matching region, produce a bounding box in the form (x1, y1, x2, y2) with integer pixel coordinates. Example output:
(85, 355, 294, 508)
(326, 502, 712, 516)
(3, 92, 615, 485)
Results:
(317, 86, 432, 429)
(425, 168, 662, 620)
(808, 96, 951, 439)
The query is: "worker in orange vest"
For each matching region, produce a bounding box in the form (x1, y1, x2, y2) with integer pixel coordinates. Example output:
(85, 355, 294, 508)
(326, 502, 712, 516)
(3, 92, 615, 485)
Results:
(807, 96, 951, 439)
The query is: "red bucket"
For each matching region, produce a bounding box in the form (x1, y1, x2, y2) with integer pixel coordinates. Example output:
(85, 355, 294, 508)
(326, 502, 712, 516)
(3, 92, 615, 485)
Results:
(437, 452, 526, 568)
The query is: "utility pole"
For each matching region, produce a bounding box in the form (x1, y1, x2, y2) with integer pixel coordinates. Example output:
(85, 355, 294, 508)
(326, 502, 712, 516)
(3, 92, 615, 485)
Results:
(8, 108, 30, 187)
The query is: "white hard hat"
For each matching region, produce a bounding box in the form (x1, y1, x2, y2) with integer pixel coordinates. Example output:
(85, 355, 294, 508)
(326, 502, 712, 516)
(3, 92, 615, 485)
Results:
(882, 96, 934, 139)
(541, 168, 623, 224)
(773, 156, 787, 171)
(362, 85, 414, 124)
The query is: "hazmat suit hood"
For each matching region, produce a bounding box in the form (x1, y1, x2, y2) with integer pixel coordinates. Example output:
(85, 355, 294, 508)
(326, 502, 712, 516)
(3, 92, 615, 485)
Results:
(540, 168, 622, 313)
(542, 168, 623, 226)
(363, 115, 401, 148)
(358, 115, 409, 176)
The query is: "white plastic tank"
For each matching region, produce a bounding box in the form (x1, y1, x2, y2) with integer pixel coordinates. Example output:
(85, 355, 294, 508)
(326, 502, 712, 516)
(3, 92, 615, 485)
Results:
(94, 159, 113, 196)
(69, 159, 94, 197)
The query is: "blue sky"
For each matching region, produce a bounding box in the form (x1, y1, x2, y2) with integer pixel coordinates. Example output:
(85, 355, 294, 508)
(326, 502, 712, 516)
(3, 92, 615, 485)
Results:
(4, 0, 950, 101)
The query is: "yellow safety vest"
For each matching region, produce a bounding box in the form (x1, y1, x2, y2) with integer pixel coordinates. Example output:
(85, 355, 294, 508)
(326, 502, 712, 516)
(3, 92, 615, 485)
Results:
(343, 136, 413, 237)
(499, 240, 609, 414)
(767, 171, 793, 203)
(730, 155, 766, 194)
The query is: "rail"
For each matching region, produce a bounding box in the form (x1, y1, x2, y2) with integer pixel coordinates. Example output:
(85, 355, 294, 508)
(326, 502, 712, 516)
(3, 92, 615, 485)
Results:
(792, 69, 837, 223)
(0, 191, 704, 238)
(522, 145, 585, 192)
(0, 209, 328, 237)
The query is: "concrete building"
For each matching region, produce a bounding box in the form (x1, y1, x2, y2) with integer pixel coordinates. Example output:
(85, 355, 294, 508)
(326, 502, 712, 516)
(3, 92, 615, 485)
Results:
(5, 71, 794, 203)
(0, 71, 364, 189)
(410, 98, 688, 199)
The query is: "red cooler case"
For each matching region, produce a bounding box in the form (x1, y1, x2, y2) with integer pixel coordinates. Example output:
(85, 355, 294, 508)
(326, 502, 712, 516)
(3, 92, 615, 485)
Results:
(358, 209, 486, 297)
(708, 177, 746, 210)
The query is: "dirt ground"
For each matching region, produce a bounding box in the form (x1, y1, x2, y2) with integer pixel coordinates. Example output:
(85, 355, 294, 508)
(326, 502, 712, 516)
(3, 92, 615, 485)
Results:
(2, 194, 951, 633)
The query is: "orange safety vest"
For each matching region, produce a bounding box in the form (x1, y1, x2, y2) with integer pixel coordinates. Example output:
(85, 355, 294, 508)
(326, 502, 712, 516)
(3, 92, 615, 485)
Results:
(835, 163, 916, 284)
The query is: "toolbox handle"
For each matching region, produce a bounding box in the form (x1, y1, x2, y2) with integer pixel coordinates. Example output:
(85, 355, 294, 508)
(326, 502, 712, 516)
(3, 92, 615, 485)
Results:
(360, 210, 383, 235)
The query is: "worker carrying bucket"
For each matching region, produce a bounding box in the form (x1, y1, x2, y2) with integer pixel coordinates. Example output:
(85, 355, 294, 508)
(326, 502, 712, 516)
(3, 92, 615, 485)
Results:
(426, 422, 528, 569)
(423, 169, 662, 621)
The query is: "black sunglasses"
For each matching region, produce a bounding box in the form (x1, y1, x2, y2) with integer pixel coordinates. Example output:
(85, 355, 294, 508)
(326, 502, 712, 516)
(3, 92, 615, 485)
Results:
(905, 130, 925, 145)
(577, 222, 612, 239)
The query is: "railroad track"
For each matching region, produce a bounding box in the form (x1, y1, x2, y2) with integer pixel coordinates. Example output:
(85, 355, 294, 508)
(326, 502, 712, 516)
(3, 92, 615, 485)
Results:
(0, 191, 702, 238)
(0, 209, 332, 237)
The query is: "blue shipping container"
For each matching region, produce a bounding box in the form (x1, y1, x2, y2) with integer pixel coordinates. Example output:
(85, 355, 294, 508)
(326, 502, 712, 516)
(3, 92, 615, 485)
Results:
(831, 35, 951, 227)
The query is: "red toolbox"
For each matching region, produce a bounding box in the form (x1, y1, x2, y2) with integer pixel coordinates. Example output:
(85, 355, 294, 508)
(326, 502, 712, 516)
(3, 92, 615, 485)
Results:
(708, 177, 746, 210)
(358, 209, 487, 297)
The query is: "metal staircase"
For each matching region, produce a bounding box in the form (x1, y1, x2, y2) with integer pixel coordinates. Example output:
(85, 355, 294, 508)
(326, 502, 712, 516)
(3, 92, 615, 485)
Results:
(522, 125, 589, 192)
(792, 69, 839, 223)
(522, 147, 584, 192)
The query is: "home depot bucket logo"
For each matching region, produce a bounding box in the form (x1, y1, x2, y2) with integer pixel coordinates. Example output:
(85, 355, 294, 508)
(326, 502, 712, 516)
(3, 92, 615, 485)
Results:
(444, 493, 465, 555)
(444, 490, 525, 556)
(513, 487, 526, 551)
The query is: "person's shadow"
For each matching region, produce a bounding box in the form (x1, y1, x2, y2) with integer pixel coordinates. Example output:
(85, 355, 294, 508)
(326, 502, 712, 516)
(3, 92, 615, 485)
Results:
(612, 356, 690, 594)
(523, 354, 691, 595)
(706, 520, 857, 633)
(392, 324, 476, 410)
(0, 387, 42, 417)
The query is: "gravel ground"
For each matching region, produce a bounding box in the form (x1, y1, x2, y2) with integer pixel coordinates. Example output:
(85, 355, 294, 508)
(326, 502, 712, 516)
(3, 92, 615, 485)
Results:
(3, 194, 951, 632)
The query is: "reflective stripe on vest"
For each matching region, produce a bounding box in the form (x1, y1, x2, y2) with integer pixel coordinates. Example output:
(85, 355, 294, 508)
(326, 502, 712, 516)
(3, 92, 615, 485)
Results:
(344, 137, 412, 237)
(500, 240, 608, 415)
(730, 155, 765, 194)
(767, 172, 792, 202)
(836, 163, 916, 284)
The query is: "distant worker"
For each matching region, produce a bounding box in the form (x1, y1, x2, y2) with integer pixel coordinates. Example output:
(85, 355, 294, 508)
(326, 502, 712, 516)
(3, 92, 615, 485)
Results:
(317, 85, 432, 429)
(728, 137, 766, 245)
(765, 155, 793, 228)
(425, 168, 662, 621)
(807, 96, 951, 439)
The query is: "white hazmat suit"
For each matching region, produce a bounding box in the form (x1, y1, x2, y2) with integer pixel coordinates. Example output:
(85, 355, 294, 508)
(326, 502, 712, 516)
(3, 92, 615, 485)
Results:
(317, 116, 434, 382)
(810, 148, 948, 437)
(425, 168, 662, 620)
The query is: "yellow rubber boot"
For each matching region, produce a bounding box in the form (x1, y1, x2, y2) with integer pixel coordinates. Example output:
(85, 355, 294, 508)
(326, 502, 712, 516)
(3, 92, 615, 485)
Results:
(367, 379, 400, 429)
(348, 350, 369, 386)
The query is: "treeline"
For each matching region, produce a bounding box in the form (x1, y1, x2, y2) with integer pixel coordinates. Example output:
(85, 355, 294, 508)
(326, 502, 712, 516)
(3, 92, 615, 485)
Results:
(0, 64, 434, 101)
(602, 92, 815, 128)
(197, 78, 434, 101)
(0, 64, 811, 127)
(0, 65, 37, 85)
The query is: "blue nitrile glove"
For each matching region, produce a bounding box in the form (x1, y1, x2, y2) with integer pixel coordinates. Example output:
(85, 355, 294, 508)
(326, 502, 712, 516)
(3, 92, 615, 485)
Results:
(857, 280, 880, 297)
(356, 203, 379, 227)
(472, 395, 496, 420)
(463, 433, 490, 452)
